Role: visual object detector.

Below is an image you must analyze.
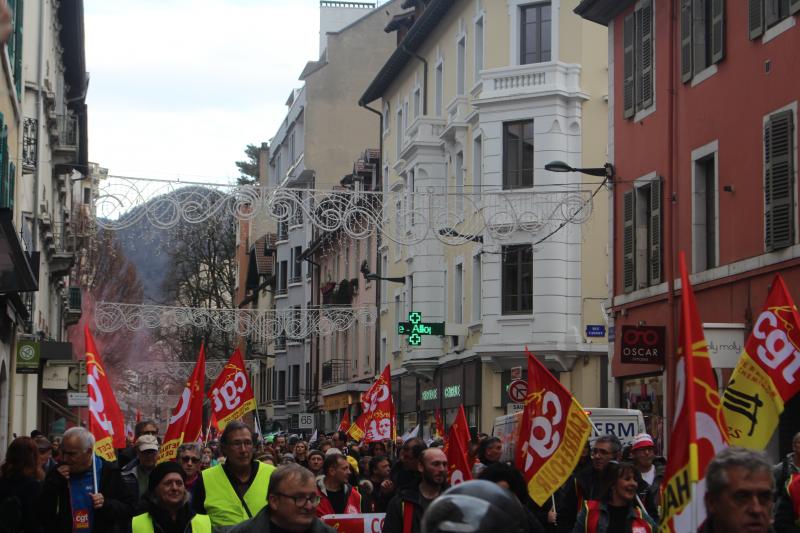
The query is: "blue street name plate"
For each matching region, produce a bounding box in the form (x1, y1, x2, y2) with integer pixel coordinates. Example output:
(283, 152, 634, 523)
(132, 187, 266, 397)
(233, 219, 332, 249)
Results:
(586, 325, 606, 338)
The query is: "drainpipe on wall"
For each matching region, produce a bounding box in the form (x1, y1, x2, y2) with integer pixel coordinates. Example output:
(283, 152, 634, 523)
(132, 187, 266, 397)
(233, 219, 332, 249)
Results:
(664, 0, 678, 455)
(358, 102, 383, 375)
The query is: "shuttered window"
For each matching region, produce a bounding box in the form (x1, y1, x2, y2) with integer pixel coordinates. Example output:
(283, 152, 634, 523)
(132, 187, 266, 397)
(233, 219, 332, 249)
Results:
(681, 0, 725, 83)
(750, 0, 800, 39)
(623, 1, 654, 119)
(622, 177, 663, 293)
(764, 111, 795, 252)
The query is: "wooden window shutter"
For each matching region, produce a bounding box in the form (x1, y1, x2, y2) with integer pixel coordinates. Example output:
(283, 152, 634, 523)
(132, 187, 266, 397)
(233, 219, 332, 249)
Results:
(765, 111, 795, 251)
(649, 178, 663, 284)
(749, 0, 764, 39)
(791, 0, 800, 15)
(623, 190, 635, 293)
(637, 0, 654, 110)
(765, 0, 783, 28)
(711, 0, 725, 64)
(681, 0, 693, 83)
(623, 13, 635, 119)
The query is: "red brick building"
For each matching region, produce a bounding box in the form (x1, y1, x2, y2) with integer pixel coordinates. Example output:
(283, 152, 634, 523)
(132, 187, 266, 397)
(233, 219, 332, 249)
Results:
(576, 0, 800, 456)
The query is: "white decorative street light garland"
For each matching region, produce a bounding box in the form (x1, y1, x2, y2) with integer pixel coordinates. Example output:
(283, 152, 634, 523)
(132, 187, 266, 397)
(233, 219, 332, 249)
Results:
(94, 177, 595, 246)
(94, 301, 377, 337)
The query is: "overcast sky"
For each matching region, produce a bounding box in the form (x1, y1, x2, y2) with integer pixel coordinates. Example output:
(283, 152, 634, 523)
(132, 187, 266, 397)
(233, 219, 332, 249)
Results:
(85, 0, 323, 185)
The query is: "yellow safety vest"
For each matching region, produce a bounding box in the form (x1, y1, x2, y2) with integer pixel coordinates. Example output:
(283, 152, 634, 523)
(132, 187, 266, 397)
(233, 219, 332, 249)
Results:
(131, 512, 212, 533)
(201, 462, 275, 526)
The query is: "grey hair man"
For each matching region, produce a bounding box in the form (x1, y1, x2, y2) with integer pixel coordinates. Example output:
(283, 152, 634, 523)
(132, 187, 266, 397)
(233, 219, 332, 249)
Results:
(704, 447, 773, 533)
(228, 465, 336, 533)
(40, 427, 134, 532)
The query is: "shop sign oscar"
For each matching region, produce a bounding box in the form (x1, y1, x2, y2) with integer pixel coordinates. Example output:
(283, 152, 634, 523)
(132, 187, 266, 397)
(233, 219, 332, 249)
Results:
(620, 326, 666, 365)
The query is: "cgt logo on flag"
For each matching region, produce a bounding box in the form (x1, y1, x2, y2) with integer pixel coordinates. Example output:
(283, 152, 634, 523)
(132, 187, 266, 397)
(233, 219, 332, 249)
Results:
(208, 348, 256, 429)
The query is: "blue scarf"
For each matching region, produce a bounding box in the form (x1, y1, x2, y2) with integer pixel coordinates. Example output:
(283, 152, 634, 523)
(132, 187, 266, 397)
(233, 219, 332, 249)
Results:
(68, 456, 103, 532)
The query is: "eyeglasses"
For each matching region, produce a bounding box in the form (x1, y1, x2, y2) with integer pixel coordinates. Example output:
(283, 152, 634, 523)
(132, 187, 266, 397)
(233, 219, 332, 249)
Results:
(590, 448, 612, 456)
(273, 492, 321, 507)
(181, 456, 200, 464)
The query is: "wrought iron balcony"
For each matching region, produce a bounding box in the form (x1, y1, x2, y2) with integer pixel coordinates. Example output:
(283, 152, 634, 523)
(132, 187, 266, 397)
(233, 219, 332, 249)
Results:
(322, 359, 349, 387)
(289, 274, 302, 285)
(64, 286, 82, 326)
(22, 118, 37, 170)
(55, 114, 78, 150)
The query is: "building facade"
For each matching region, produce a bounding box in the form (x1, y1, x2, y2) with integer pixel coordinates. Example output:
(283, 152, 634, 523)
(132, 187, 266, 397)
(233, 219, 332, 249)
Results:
(5, 0, 88, 444)
(576, 0, 800, 456)
(360, 0, 610, 435)
(243, 1, 401, 432)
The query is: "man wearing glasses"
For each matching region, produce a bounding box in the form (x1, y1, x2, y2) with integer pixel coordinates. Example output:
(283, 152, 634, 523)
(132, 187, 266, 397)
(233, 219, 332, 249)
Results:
(178, 443, 203, 494)
(228, 464, 336, 533)
(192, 421, 276, 527)
(556, 435, 621, 532)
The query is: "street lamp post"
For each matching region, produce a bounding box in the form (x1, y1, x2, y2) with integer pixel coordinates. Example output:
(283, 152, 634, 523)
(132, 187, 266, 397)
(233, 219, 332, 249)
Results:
(544, 160, 615, 179)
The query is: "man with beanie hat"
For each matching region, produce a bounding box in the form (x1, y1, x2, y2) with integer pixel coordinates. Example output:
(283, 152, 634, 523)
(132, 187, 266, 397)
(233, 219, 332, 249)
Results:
(630, 432, 665, 515)
(131, 461, 212, 533)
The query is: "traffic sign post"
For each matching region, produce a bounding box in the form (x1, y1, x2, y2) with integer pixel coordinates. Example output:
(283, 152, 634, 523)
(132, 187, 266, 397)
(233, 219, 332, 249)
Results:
(508, 379, 528, 403)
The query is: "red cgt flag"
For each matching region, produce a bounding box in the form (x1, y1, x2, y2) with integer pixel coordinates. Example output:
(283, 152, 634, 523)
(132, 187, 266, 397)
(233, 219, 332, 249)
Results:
(435, 409, 445, 440)
(347, 364, 394, 443)
(207, 348, 256, 430)
(660, 252, 729, 532)
(159, 344, 206, 463)
(337, 410, 351, 433)
(445, 405, 473, 485)
(515, 348, 592, 506)
(85, 326, 126, 461)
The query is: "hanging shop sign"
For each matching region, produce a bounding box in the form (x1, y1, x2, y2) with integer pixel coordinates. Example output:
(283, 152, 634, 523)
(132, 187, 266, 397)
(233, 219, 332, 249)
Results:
(703, 323, 746, 369)
(398, 312, 445, 346)
(42, 365, 70, 389)
(620, 326, 666, 365)
(15, 340, 40, 374)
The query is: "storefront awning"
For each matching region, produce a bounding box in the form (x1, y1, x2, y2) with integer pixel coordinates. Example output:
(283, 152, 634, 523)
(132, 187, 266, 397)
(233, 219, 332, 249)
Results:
(0, 209, 38, 293)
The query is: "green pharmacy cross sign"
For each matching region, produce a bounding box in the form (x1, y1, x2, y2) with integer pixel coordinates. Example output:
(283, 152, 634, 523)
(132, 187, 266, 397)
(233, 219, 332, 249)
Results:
(398, 312, 445, 346)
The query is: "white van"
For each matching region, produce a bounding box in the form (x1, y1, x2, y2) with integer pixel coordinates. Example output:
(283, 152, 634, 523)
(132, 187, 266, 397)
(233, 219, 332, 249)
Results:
(492, 408, 646, 463)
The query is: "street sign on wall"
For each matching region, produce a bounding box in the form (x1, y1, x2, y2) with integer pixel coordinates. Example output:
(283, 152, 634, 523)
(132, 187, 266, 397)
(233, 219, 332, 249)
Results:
(298, 412, 314, 429)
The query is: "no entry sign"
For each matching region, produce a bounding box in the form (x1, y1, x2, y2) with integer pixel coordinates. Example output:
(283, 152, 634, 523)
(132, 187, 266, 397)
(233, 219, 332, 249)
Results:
(508, 379, 528, 403)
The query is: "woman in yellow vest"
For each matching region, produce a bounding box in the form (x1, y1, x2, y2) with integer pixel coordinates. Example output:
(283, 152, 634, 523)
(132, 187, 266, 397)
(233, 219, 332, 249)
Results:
(131, 461, 212, 533)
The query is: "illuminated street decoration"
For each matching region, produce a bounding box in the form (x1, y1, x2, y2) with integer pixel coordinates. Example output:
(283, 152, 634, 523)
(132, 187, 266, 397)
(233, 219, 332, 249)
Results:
(94, 177, 595, 246)
(398, 311, 445, 346)
(94, 302, 376, 337)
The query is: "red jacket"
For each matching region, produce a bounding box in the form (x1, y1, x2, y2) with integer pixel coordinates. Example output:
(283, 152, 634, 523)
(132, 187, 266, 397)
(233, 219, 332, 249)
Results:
(315, 478, 362, 517)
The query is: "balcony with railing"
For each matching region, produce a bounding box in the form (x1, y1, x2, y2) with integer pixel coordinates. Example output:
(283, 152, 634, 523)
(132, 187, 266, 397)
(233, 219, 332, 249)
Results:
(22, 118, 37, 171)
(46, 222, 75, 276)
(64, 286, 82, 326)
(475, 61, 585, 102)
(55, 114, 78, 152)
(322, 359, 349, 387)
(277, 221, 289, 242)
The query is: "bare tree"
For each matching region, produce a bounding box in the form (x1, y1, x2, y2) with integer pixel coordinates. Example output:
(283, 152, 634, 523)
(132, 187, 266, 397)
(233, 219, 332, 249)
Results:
(158, 196, 239, 363)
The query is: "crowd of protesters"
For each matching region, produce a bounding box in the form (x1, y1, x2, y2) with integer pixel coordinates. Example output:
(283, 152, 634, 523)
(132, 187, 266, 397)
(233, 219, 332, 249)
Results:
(0, 421, 792, 533)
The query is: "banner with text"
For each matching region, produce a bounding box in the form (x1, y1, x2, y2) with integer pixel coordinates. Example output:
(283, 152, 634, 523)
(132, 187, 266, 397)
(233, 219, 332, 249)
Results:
(347, 364, 394, 443)
(85, 326, 126, 461)
(207, 348, 256, 430)
(159, 344, 205, 463)
(723, 274, 800, 449)
(515, 348, 592, 506)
